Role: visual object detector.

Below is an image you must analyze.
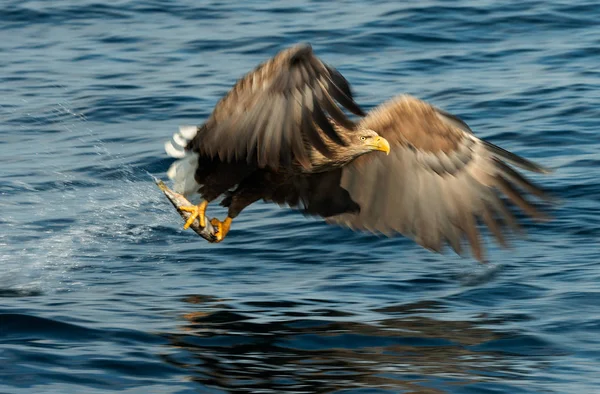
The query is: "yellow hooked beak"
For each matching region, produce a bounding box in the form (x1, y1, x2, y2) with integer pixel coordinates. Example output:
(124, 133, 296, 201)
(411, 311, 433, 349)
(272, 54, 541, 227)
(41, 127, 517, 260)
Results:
(372, 136, 390, 155)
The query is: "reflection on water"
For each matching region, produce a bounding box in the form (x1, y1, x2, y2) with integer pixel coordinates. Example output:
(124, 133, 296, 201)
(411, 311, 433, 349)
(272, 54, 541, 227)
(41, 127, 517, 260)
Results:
(162, 295, 536, 393)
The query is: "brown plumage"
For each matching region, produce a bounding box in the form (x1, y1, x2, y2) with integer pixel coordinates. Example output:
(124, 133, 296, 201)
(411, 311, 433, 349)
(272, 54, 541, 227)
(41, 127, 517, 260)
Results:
(188, 43, 367, 170)
(165, 43, 552, 261)
(327, 95, 552, 261)
(165, 43, 390, 242)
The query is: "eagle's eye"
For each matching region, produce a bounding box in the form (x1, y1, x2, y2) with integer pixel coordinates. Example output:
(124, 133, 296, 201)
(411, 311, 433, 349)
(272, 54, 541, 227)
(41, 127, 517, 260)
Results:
(360, 136, 367, 141)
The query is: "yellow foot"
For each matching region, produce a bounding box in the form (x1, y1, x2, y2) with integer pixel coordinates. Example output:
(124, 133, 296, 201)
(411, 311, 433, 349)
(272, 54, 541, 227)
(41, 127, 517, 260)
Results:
(179, 201, 208, 230)
(210, 217, 233, 243)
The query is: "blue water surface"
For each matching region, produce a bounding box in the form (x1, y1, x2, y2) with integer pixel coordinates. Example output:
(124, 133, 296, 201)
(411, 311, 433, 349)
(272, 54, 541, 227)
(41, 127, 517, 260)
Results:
(1, 1, 599, 393)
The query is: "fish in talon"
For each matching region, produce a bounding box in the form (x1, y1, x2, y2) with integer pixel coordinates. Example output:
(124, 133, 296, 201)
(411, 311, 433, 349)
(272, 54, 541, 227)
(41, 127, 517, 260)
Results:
(179, 200, 208, 229)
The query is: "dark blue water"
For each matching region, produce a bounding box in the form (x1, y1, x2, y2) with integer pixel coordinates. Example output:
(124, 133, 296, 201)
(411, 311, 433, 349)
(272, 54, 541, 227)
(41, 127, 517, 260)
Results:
(1, 1, 599, 393)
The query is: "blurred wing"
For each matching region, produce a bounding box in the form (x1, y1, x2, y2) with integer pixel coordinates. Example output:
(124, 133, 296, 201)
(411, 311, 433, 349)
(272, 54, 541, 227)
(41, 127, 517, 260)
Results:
(188, 43, 365, 169)
(329, 95, 552, 261)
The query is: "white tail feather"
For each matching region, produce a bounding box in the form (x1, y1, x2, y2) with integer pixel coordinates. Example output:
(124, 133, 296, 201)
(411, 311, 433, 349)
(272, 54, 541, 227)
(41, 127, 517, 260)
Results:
(167, 153, 200, 196)
(165, 125, 201, 197)
(173, 132, 187, 147)
(165, 141, 186, 158)
(179, 125, 198, 140)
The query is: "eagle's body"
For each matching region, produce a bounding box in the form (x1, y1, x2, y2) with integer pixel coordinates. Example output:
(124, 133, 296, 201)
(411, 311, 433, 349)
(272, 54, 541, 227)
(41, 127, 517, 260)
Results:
(165, 43, 551, 261)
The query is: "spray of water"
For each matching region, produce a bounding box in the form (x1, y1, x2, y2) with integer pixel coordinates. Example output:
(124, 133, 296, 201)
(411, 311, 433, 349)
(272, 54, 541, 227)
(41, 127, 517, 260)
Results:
(1, 88, 178, 294)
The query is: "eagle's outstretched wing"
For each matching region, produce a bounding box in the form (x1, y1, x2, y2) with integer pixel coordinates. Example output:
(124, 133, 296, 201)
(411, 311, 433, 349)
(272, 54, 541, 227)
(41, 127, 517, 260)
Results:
(187, 43, 365, 169)
(328, 95, 552, 261)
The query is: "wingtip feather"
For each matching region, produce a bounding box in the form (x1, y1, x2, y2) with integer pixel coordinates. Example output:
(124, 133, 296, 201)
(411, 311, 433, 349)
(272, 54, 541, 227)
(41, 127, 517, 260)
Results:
(483, 140, 550, 174)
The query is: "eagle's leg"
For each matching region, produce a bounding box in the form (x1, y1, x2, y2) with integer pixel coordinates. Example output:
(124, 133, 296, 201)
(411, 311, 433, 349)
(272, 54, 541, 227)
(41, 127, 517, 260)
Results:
(179, 200, 208, 230)
(209, 217, 233, 243)
(209, 171, 274, 243)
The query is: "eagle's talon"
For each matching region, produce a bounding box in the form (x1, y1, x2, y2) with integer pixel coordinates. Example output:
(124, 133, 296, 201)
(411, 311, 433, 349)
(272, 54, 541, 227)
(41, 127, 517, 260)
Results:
(179, 201, 208, 230)
(210, 217, 232, 243)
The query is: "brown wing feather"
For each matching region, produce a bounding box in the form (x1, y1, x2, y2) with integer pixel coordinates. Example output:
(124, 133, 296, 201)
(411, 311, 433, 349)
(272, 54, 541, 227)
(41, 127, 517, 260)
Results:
(187, 43, 364, 170)
(328, 95, 552, 261)
(265, 170, 360, 218)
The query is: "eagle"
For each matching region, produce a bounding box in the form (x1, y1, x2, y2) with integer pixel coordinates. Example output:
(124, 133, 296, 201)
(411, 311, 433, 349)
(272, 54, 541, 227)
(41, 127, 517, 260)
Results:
(164, 43, 551, 261)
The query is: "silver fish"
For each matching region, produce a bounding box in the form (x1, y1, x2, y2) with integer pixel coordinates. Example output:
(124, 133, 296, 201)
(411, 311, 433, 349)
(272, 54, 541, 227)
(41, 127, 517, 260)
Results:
(155, 178, 218, 242)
